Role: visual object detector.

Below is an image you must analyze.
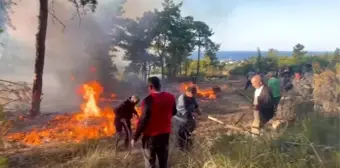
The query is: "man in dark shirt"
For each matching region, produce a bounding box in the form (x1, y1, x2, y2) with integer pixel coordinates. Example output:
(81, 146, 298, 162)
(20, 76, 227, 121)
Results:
(114, 95, 140, 149)
(245, 69, 256, 90)
(173, 86, 200, 151)
(251, 75, 275, 137)
(131, 76, 176, 168)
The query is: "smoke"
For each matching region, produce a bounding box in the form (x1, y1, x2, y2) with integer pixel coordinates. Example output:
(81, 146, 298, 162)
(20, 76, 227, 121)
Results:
(123, 0, 162, 18)
(0, 0, 161, 112)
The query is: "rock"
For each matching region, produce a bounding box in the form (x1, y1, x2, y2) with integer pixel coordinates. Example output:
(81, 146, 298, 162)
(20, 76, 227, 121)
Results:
(212, 86, 221, 93)
(272, 120, 286, 130)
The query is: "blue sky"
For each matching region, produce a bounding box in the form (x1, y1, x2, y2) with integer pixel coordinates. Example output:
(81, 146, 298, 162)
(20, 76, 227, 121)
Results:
(181, 0, 340, 51)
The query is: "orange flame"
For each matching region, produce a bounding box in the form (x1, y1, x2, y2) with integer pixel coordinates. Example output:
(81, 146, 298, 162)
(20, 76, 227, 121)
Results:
(6, 81, 117, 146)
(179, 82, 216, 99)
(80, 82, 102, 117)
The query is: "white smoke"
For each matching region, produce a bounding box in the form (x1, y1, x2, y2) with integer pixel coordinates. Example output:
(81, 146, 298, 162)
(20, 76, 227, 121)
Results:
(0, 0, 162, 112)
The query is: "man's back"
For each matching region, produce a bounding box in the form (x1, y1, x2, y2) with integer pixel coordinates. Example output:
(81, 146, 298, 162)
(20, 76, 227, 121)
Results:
(176, 94, 198, 118)
(115, 99, 135, 119)
(268, 77, 281, 98)
(143, 92, 176, 136)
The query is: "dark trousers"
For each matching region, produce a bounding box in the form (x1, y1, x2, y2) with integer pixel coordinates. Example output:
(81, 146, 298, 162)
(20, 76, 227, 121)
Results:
(273, 96, 281, 113)
(244, 79, 252, 90)
(114, 118, 131, 148)
(142, 133, 170, 168)
(176, 117, 196, 151)
(273, 97, 281, 107)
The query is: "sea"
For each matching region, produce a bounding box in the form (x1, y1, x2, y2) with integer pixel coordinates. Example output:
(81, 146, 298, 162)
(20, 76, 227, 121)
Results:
(190, 51, 332, 61)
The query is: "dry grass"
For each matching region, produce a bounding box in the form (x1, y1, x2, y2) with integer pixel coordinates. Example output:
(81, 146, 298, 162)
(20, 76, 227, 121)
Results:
(2, 78, 339, 168)
(3, 114, 338, 168)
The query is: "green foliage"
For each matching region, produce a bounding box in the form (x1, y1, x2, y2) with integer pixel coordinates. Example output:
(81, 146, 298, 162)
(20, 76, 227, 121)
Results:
(229, 62, 254, 75)
(204, 40, 220, 65)
(255, 47, 263, 71)
(111, 0, 218, 79)
(229, 45, 338, 75)
(268, 48, 279, 57)
(0, 156, 8, 168)
(293, 43, 307, 64)
(182, 55, 229, 77)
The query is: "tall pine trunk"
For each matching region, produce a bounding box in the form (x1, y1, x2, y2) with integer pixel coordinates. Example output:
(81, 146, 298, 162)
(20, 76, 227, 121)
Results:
(179, 61, 182, 75)
(142, 61, 147, 81)
(30, 0, 48, 117)
(157, 36, 165, 80)
(196, 36, 201, 79)
(160, 56, 164, 79)
(147, 63, 151, 78)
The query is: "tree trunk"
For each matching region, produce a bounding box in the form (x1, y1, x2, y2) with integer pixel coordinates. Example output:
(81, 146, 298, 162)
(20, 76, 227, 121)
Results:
(179, 61, 182, 76)
(157, 36, 165, 80)
(173, 57, 177, 77)
(30, 0, 48, 117)
(196, 36, 201, 79)
(160, 56, 164, 79)
(147, 63, 151, 78)
(142, 61, 147, 81)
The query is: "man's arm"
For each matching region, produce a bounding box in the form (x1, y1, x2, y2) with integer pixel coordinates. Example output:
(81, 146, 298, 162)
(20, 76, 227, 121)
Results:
(193, 98, 201, 115)
(257, 87, 274, 109)
(132, 107, 139, 117)
(133, 97, 152, 141)
(172, 100, 177, 116)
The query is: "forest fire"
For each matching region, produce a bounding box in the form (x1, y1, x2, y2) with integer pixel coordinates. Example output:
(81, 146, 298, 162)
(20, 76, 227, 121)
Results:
(179, 82, 216, 99)
(6, 81, 117, 146)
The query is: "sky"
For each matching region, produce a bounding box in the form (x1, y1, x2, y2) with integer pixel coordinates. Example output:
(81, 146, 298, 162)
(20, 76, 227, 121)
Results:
(180, 0, 340, 51)
(1, 0, 340, 52)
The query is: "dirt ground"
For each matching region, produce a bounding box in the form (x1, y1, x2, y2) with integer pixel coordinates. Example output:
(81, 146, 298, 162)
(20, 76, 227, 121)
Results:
(192, 79, 254, 137)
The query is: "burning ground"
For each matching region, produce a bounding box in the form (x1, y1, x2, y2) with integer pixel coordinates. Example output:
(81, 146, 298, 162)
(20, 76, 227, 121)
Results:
(0, 78, 255, 167)
(4, 81, 142, 147)
(3, 81, 219, 148)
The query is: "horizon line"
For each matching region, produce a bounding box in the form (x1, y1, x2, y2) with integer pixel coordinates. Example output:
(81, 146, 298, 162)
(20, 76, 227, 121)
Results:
(191, 50, 335, 52)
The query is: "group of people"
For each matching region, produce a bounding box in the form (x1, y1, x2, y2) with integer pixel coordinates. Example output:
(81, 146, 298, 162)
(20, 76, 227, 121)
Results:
(113, 76, 200, 168)
(246, 65, 313, 136)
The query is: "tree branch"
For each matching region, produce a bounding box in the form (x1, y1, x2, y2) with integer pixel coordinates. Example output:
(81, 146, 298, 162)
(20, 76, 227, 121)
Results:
(48, 11, 66, 31)
(48, 0, 66, 31)
(70, 0, 82, 26)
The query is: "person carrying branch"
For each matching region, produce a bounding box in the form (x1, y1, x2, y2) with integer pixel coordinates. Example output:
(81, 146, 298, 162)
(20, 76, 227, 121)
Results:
(251, 75, 275, 136)
(173, 86, 201, 151)
(131, 76, 176, 168)
(114, 95, 140, 149)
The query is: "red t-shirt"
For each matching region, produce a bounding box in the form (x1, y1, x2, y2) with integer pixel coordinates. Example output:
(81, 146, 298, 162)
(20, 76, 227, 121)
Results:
(133, 92, 176, 140)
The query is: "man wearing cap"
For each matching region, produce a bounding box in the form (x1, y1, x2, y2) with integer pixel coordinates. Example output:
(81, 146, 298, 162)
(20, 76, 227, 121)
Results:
(173, 86, 201, 151)
(267, 71, 281, 108)
(114, 95, 140, 149)
(245, 69, 256, 90)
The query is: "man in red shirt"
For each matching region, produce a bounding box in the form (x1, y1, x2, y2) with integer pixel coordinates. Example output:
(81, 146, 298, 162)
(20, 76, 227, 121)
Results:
(131, 76, 176, 168)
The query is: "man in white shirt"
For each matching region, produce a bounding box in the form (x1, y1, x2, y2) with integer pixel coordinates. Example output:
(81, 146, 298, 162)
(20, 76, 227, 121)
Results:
(251, 75, 275, 136)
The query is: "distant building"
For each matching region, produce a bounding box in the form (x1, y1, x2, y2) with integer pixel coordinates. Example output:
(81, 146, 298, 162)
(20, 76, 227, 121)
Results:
(220, 58, 235, 64)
